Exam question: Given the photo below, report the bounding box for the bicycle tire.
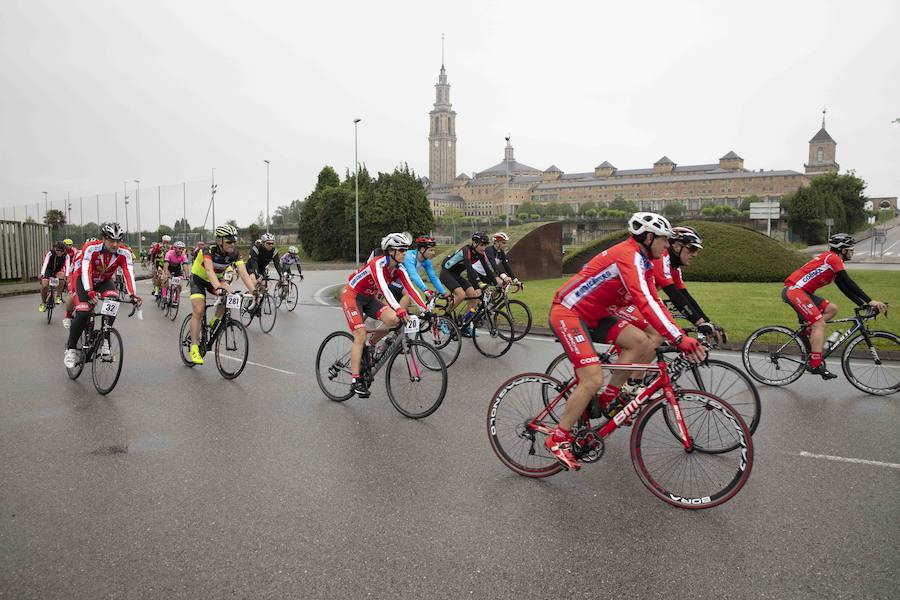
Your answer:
[178,314,197,367]
[92,327,124,395]
[472,310,514,358]
[675,359,761,437]
[742,325,807,386]
[385,340,447,418]
[415,315,461,369]
[631,390,753,509]
[239,296,255,327]
[315,331,356,402]
[841,331,900,396]
[46,290,54,324]
[257,294,277,333]
[66,331,87,380]
[286,282,300,312]
[487,372,565,478]
[504,299,532,342]
[273,283,284,309]
[214,319,249,379]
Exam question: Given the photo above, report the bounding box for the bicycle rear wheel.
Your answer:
[285,282,300,311]
[214,319,249,379]
[416,315,461,368]
[487,373,565,478]
[841,331,900,396]
[258,294,277,333]
[505,299,532,342]
[92,328,124,395]
[385,340,447,418]
[631,391,753,509]
[66,331,88,380]
[273,283,284,308]
[742,325,807,386]
[472,310,514,358]
[315,331,356,402]
[677,359,761,436]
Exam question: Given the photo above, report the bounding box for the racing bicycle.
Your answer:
[179,292,251,379]
[44,276,62,324]
[415,295,461,368]
[442,286,515,358]
[273,272,301,311]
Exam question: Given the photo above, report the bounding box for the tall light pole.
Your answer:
[79,197,83,239]
[505,135,511,229]
[42,191,48,223]
[134,179,142,254]
[354,118,361,265]
[66,192,72,238]
[211,168,216,233]
[263,160,270,233]
[123,182,130,245]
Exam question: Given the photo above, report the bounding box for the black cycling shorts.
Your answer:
[440,269,471,292]
[190,274,216,299]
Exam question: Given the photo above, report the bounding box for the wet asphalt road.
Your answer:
[1,270,898,599]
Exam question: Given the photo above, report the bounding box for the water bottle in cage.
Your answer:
[824,330,841,352]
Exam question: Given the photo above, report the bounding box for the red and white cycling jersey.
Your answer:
[784,251,845,294]
[652,248,686,291]
[554,237,682,341]
[76,240,137,295]
[347,254,426,311]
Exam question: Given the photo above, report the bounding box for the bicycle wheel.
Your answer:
[676,359,761,436]
[239,296,255,327]
[841,331,900,396]
[273,283,284,309]
[472,310,514,358]
[168,289,180,321]
[487,373,566,478]
[92,328,124,395]
[505,299,532,342]
[285,282,300,312]
[66,332,87,380]
[258,294,277,333]
[416,315,461,369]
[742,325,807,386]
[315,331,356,402]
[178,314,197,367]
[46,291,54,324]
[385,340,447,418]
[214,319,249,379]
[631,390,753,509]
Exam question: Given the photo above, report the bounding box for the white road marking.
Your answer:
[797,451,900,470]
[313,283,344,307]
[219,355,296,375]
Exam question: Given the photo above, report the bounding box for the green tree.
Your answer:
[785,172,867,244]
[662,202,684,218]
[225,219,237,227]
[609,196,637,213]
[43,209,66,230]
[579,201,598,216]
[246,223,261,242]
[174,218,191,232]
[740,195,760,212]
[156,224,174,238]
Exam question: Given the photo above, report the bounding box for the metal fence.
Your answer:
[0,220,51,281]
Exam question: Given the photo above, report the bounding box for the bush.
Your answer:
[562,220,808,282]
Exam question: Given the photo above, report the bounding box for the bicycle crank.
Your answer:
[573,426,605,463]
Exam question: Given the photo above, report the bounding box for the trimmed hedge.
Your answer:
[562,220,808,282]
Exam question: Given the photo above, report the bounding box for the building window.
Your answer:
[817,146,824,163]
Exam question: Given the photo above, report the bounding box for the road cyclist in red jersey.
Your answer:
[64,224,142,369]
[341,232,428,398]
[545,212,707,471]
[62,237,98,329]
[782,233,887,379]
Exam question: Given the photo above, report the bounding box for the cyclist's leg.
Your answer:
[39,276,49,305]
[66,277,94,350]
[439,269,465,313]
[341,287,368,377]
[783,287,826,353]
[368,302,398,346]
[189,275,212,345]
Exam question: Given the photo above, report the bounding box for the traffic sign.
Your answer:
[825,218,834,226]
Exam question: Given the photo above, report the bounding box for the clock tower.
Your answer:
[428,42,456,185]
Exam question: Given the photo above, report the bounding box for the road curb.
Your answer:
[0,274,153,299]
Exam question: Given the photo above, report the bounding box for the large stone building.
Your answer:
[425,61,840,219]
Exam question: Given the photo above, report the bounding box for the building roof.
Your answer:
[596,161,615,169]
[809,127,835,144]
[544,165,563,173]
[477,158,543,177]
[654,156,675,165]
[427,193,463,202]
[455,173,471,180]
[720,150,743,160]
[534,169,803,191]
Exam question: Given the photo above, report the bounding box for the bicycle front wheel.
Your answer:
[258,294,277,333]
[385,340,447,418]
[285,282,300,312]
[472,310,514,358]
[841,331,900,396]
[178,314,196,367]
[677,359,761,436]
[92,327,124,395]
[505,299,532,342]
[273,284,284,308]
[742,325,807,386]
[315,331,356,402]
[631,391,753,509]
[214,319,249,379]
[487,373,566,478]
[167,290,180,322]
[416,315,461,368]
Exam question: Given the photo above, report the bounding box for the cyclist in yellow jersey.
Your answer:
[187,225,257,364]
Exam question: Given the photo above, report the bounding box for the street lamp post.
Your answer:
[42,191,48,224]
[264,160,270,233]
[134,179,141,254]
[354,118,361,266]
[123,182,130,245]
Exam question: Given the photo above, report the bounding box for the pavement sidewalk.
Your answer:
[0,266,154,298]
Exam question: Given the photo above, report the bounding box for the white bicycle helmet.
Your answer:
[174,241,186,249]
[215,224,239,239]
[493,232,510,242]
[287,246,298,254]
[260,232,276,242]
[381,232,412,250]
[100,223,125,240]
[628,212,673,237]
[161,234,172,242]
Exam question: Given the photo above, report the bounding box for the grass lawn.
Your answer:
[514,270,900,342]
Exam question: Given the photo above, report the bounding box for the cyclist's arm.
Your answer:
[120,252,137,296]
[834,270,871,306]
[235,261,256,291]
[245,247,260,275]
[478,249,501,284]
[661,283,703,324]
[680,288,710,323]
[619,256,683,342]
[500,251,516,281]
[403,250,429,292]
[422,258,447,294]
[271,250,283,278]
[396,265,427,310]
[40,251,52,278]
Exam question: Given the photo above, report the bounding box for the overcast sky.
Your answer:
[1,0,898,228]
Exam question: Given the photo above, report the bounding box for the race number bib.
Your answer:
[226,293,242,309]
[404,314,420,334]
[100,299,120,317]
[49,277,59,287]
[171,277,182,286]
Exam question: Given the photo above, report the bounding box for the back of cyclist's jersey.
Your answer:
[785,251,844,293]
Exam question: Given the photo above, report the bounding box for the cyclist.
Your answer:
[187,225,257,365]
[440,232,503,332]
[382,235,448,311]
[63,237,97,329]
[192,241,206,261]
[39,241,71,312]
[246,233,283,290]
[544,212,705,471]
[280,246,305,280]
[64,224,141,369]
[161,241,190,302]
[341,232,427,398]
[652,226,725,344]
[151,234,172,297]
[782,233,887,379]
[485,232,522,287]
